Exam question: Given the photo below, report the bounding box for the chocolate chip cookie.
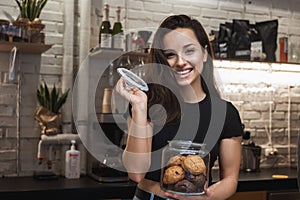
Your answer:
[167,155,186,167]
[162,165,185,184]
[182,155,206,175]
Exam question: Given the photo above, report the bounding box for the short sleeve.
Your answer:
[221,102,243,139]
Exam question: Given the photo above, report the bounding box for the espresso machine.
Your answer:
[87,114,129,182]
[241,129,262,172]
[87,55,129,182]
[87,41,150,182]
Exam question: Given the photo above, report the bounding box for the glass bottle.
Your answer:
[99,3,112,48]
[112,6,123,49]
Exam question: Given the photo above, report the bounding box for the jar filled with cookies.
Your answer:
[160,140,210,196]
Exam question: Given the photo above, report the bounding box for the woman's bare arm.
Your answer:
[206,136,242,200]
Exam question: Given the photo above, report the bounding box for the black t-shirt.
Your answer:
[144,95,243,185]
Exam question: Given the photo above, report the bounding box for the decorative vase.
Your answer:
[27,18,45,43]
[34,106,62,136]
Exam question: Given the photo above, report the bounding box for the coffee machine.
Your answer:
[88,114,129,182]
[87,47,149,182]
[241,129,262,172]
[87,57,129,182]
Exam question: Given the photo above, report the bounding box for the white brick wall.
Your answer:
[0,0,300,176]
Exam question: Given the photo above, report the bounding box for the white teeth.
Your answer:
[176,69,191,75]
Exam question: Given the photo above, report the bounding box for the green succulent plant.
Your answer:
[37,82,70,114]
[15,0,48,22]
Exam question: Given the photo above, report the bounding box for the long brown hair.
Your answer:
[145,14,220,125]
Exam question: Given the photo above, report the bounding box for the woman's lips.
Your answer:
[174,68,193,77]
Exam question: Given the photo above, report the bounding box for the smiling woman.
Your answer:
[115,14,243,200]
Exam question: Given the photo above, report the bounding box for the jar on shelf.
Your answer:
[160,140,210,196]
[13,18,29,42]
[0,19,9,41]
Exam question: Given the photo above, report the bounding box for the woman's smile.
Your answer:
[173,67,194,78]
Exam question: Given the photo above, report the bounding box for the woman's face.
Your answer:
[162,28,207,87]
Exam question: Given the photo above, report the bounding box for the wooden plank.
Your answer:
[0,41,51,54]
[228,191,267,200]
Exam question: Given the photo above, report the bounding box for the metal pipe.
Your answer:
[40,134,80,144]
[287,86,291,165]
[61,0,75,133]
[79,0,91,63]
[37,134,80,160]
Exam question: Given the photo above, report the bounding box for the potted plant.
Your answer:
[14,0,48,42]
[34,82,70,136]
[15,0,48,22]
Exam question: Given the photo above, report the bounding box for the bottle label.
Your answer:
[70,154,79,171]
[66,154,80,178]
[250,41,263,61]
[101,33,112,48]
[113,34,123,49]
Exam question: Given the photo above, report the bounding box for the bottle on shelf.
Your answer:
[112,6,123,49]
[99,3,112,48]
[279,37,288,63]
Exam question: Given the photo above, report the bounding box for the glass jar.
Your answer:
[13,18,29,42]
[160,140,210,196]
[0,19,9,41]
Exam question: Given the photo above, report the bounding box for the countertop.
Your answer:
[213,167,298,192]
[0,175,136,199]
[0,167,298,199]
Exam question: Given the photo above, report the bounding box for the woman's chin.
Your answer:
[176,79,192,87]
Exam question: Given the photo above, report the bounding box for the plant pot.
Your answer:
[27,18,45,43]
[34,106,62,136]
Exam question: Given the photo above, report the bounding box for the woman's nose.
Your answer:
[176,54,187,66]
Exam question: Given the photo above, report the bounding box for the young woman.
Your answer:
[116,14,243,200]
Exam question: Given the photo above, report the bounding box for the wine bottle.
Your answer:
[99,3,112,48]
[112,6,123,49]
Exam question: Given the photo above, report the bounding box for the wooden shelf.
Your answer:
[0,41,52,54]
[89,48,124,60]
[214,58,300,65]
[89,47,148,60]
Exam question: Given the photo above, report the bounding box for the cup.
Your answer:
[102,88,113,113]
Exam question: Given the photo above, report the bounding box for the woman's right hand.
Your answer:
[115,77,148,111]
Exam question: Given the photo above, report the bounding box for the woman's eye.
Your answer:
[185,48,195,55]
[164,52,177,59]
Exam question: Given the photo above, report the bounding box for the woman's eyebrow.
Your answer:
[162,43,197,53]
[163,43,196,51]
[162,49,176,53]
[183,43,196,49]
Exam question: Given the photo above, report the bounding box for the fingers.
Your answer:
[116,78,134,92]
[205,188,212,198]
[115,78,126,94]
[164,191,209,200]
[115,78,137,102]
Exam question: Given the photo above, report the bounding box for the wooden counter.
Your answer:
[0,167,298,199]
[0,41,51,54]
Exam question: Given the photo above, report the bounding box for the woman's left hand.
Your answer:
[164,188,212,200]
